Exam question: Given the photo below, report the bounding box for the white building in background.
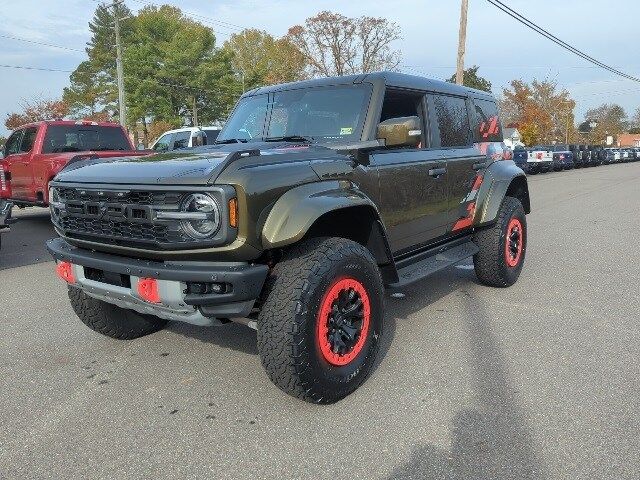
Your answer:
[502,127,524,149]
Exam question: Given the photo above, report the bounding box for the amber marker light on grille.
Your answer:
[228,198,238,228]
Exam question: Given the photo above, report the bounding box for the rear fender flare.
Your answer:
[475,161,530,226]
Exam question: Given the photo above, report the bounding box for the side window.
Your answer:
[378,88,426,149]
[172,131,191,150]
[431,94,471,148]
[19,127,38,153]
[472,98,502,142]
[153,133,173,151]
[4,131,23,156]
[203,129,220,142]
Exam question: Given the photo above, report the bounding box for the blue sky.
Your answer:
[1,0,639,136]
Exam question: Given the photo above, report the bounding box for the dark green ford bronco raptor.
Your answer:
[47,72,530,404]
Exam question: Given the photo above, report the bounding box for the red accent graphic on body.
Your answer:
[479,116,499,139]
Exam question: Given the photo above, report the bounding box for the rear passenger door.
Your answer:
[426,94,488,234]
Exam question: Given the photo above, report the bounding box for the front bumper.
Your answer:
[46,237,269,326]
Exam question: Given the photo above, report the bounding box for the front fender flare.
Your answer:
[475,161,529,226]
[261,180,380,249]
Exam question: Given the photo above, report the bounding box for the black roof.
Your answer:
[243,71,495,100]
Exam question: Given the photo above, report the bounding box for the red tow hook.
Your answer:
[56,261,76,284]
[137,278,161,303]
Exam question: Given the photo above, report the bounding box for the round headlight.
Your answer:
[180,193,220,239]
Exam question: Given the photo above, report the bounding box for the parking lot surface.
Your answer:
[1,163,639,480]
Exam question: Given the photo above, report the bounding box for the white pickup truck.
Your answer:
[526,146,553,174]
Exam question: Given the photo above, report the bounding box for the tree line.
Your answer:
[3,3,639,148]
[3,4,401,146]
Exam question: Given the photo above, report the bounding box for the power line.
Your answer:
[485,0,640,84]
[126,0,240,37]
[0,63,73,72]
[0,33,85,53]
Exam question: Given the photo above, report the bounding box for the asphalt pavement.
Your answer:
[1,163,639,479]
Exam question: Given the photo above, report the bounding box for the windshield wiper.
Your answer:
[215,138,248,145]
[263,135,315,143]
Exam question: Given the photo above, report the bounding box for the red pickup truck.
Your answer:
[0,120,150,207]
[0,120,151,247]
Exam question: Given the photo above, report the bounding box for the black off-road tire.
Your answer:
[68,287,168,339]
[257,237,384,404]
[473,196,527,288]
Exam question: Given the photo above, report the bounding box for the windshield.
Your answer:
[217,85,372,144]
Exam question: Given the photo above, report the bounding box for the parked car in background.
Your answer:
[627,148,636,162]
[528,146,553,173]
[512,145,529,172]
[589,145,604,166]
[619,148,631,163]
[579,145,592,167]
[151,126,222,152]
[632,148,640,161]
[0,120,150,208]
[604,148,621,164]
[549,144,574,170]
[568,145,584,168]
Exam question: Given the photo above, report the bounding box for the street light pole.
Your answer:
[456,0,469,86]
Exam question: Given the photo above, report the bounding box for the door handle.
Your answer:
[428,167,447,178]
[472,161,487,171]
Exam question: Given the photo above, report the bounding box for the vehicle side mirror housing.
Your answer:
[377,116,422,148]
[136,143,145,151]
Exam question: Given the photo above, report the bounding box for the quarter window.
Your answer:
[432,95,471,148]
[172,131,191,150]
[472,98,502,142]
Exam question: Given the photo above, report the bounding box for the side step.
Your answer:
[389,240,479,289]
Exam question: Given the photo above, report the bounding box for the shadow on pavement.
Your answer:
[387,270,544,480]
[0,207,56,270]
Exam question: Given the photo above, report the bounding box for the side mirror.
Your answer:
[136,143,145,150]
[377,116,422,148]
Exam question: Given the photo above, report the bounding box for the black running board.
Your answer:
[388,240,479,289]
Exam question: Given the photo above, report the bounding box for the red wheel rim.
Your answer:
[316,278,371,366]
[505,218,523,267]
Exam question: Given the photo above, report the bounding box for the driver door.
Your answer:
[371,89,450,256]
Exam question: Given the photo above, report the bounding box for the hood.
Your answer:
[53,142,338,186]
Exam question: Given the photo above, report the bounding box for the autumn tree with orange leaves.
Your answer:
[5,97,69,131]
[500,79,576,146]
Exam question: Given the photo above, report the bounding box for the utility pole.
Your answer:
[111,0,127,127]
[192,96,198,127]
[456,0,469,86]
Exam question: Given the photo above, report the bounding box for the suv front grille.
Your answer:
[52,187,191,248]
[59,216,171,244]
[51,185,234,250]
